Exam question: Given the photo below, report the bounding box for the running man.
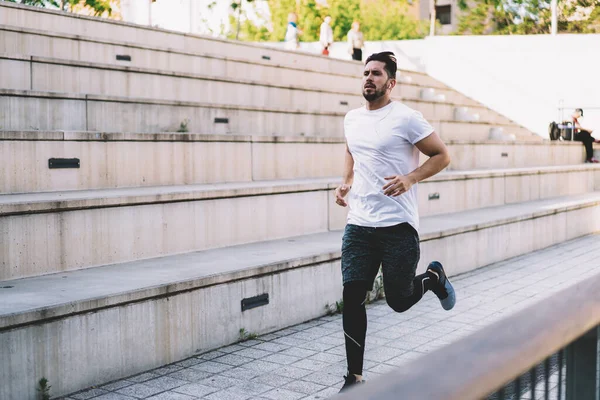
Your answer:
[334,51,456,393]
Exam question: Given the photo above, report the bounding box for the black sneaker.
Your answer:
[427,261,456,310]
[339,374,365,393]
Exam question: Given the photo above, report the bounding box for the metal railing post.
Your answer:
[566,326,599,400]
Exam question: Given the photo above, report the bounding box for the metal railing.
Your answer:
[336,272,600,400]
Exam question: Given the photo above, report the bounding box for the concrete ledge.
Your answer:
[0,178,336,216]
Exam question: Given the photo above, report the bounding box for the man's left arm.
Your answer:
[383,132,450,196]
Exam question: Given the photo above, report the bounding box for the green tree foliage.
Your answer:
[3,0,113,15]
[456,0,600,34]
[234,0,426,42]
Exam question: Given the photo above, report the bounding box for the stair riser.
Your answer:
[2,202,599,400]
[0,136,587,194]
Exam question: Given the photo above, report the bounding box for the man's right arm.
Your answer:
[335,144,354,207]
[343,143,354,185]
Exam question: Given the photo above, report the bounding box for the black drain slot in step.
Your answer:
[242,294,269,311]
[48,158,80,169]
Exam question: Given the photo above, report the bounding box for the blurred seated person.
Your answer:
[573,108,599,163]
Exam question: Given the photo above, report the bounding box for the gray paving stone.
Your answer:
[365,335,395,346]
[258,333,283,341]
[313,335,344,346]
[229,381,274,395]
[219,344,247,353]
[172,383,218,397]
[100,381,135,392]
[167,368,212,382]
[273,336,308,346]
[364,346,406,363]
[326,363,349,376]
[197,350,227,361]
[262,353,301,365]
[189,360,232,373]
[280,347,317,359]
[301,372,344,386]
[151,365,185,376]
[72,388,109,399]
[116,383,163,398]
[272,365,314,379]
[204,389,251,400]
[220,366,262,381]
[146,392,196,400]
[261,388,305,400]
[283,380,326,395]
[307,352,345,364]
[239,360,281,373]
[212,354,254,367]
[93,394,137,400]
[291,359,331,372]
[397,335,432,345]
[233,347,273,359]
[126,372,161,383]
[197,375,245,389]
[237,339,263,347]
[324,345,346,356]
[297,341,338,352]
[253,342,291,352]
[251,373,294,387]
[175,358,202,368]
[312,386,341,398]
[367,363,398,374]
[144,376,188,391]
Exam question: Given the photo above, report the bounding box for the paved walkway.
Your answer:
[61,234,600,400]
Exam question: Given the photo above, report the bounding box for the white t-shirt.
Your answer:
[344,101,434,231]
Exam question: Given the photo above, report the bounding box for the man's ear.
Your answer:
[387,79,397,90]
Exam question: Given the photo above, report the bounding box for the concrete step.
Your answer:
[0,3,449,91]
[0,130,587,194]
[0,25,446,96]
[1,54,514,127]
[0,88,529,141]
[2,192,600,399]
[2,164,600,280]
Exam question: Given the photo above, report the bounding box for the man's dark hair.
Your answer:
[576,108,584,117]
[365,51,397,79]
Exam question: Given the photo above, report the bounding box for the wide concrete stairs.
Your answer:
[1,2,599,399]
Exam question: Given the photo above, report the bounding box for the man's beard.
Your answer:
[363,87,386,102]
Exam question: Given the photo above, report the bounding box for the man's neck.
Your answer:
[366,97,392,111]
